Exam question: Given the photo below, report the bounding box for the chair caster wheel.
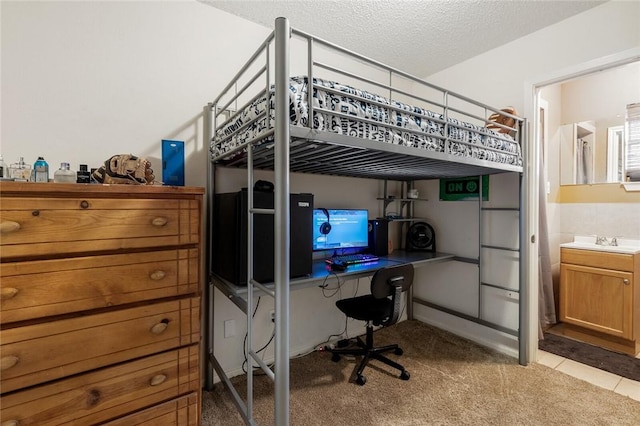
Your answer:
[394,347,403,356]
[400,370,410,380]
[356,374,366,386]
[331,353,341,362]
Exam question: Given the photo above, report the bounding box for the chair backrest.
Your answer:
[370,264,414,326]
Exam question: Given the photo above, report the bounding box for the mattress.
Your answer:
[210,76,522,167]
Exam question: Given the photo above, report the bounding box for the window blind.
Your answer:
[626,102,640,181]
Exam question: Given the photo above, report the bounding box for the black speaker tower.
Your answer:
[368,219,389,256]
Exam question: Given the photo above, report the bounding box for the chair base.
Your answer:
[329,324,409,385]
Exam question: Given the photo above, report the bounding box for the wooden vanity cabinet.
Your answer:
[560,247,640,355]
[0,182,204,425]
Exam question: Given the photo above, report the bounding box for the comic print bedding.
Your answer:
[210,76,522,167]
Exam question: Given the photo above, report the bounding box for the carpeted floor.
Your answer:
[538,332,640,382]
[203,320,640,425]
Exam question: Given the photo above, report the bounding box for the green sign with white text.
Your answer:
[439,176,489,201]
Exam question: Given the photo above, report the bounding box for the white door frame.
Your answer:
[523,47,640,362]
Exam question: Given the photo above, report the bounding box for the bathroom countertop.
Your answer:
[560,235,640,254]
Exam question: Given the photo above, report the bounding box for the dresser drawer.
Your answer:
[103,392,200,426]
[0,297,200,393]
[0,346,199,426]
[0,197,200,259]
[1,249,199,324]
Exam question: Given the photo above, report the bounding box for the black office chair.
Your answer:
[330,263,414,385]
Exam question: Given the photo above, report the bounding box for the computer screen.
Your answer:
[312,208,369,251]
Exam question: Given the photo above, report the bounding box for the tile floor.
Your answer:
[537,349,640,402]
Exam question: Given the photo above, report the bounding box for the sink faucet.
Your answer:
[595,236,618,246]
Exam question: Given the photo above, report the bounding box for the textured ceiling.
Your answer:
[201,0,605,77]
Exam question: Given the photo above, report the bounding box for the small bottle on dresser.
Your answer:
[0,155,6,178]
[9,157,32,181]
[54,162,77,183]
[76,164,91,183]
[33,156,49,182]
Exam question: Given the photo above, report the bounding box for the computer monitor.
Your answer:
[312,208,369,251]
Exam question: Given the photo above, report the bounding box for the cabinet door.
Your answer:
[560,263,633,339]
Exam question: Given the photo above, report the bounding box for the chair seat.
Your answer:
[336,294,392,323]
[330,264,413,385]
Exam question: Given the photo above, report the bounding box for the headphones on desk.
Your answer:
[319,208,331,235]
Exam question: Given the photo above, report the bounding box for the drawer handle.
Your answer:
[2,420,19,426]
[1,288,19,300]
[150,319,170,335]
[150,270,166,281]
[1,355,19,371]
[151,217,168,227]
[623,278,630,285]
[150,374,167,386]
[0,221,21,234]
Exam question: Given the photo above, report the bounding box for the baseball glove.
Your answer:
[92,154,156,185]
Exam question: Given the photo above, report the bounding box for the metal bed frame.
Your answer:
[205,17,527,425]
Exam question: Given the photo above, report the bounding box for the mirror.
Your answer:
[548,61,640,185]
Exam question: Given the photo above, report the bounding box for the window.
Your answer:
[626,102,640,181]
[607,125,624,182]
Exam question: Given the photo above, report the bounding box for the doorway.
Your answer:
[529,51,640,372]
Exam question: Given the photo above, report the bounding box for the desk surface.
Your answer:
[211,250,454,312]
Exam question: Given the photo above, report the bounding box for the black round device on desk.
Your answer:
[406,222,436,252]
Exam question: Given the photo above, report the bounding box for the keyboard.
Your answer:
[325,253,379,265]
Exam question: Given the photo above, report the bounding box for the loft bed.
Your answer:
[205,17,526,426]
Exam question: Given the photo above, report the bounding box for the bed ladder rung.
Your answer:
[248,349,275,380]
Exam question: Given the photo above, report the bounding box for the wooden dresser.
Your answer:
[0,182,204,425]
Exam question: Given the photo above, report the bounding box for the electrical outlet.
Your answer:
[224,319,236,338]
[269,310,275,322]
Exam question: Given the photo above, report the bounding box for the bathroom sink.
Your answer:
[560,235,640,254]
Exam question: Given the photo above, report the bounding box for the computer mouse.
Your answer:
[330,260,348,271]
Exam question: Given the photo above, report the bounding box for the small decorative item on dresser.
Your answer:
[76,164,91,183]
[9,157,32,181]
[0,155,7,178]
[91,154,156,185]
[33,157,49,182]
[54,162,77,183]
